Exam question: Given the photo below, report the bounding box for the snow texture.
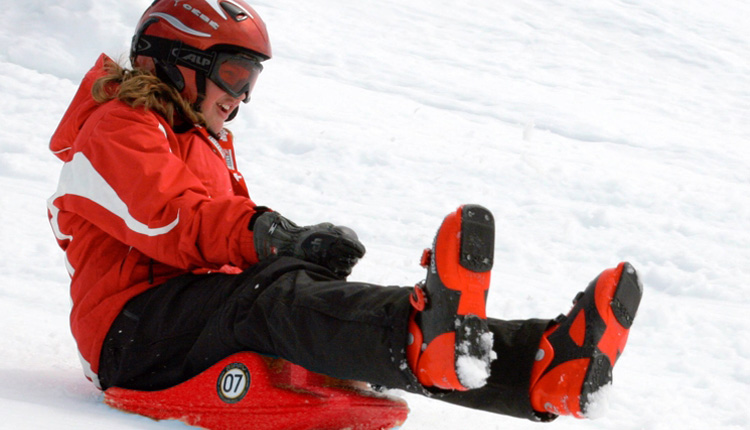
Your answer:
[456,330,497,390]
[455,353,489,390]
[582,384,612,420]
[1,0,749,429]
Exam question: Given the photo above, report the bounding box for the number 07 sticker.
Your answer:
[217,362,251,403]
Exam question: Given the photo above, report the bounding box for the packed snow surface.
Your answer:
[1,0,749,429]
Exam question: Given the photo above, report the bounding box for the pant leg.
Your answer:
[189,257,420,391]
[433,318,557,422]
[98,264,252,391]
[99,257,419,392]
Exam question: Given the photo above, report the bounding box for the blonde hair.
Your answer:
[92,59,205,127]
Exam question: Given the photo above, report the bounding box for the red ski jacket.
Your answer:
[48,55,263,387]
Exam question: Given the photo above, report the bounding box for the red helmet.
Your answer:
[131,0,272,106]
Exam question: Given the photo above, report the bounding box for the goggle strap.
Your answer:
[134,35,215,74]
[133,35,259,102]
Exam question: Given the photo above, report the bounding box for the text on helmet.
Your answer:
[182,3,220,30]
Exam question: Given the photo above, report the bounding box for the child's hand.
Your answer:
[252,212,366,278]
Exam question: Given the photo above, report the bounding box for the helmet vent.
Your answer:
[221,1,250,22]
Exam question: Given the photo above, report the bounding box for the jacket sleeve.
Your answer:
[54,103,260,270]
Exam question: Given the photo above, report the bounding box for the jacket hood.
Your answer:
[49,54,112,162]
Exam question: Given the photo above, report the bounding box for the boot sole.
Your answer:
[458,205,494,273]
[580,262,643,415]
[543,262,643,417]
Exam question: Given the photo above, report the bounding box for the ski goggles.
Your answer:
[208,52,264,102]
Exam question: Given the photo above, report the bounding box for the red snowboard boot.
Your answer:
[407,205,495,391]
[529,262,643,418]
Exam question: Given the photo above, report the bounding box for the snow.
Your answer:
[582,384,612,420]
[1,0,749,429]
[455,353,489,390]
[455,327,496,389]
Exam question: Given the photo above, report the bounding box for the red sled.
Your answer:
[104,352,410,430]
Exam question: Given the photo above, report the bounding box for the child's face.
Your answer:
[200,79,246,134]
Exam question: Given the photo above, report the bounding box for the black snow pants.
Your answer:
[98,256,555,421]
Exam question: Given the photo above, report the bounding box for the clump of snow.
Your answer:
[583,383,613,419]
[455,331,496,389]
[456,354,489,389]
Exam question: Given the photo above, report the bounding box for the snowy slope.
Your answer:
[1,0,748,429]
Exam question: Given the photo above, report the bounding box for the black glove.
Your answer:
[252,211,366,278]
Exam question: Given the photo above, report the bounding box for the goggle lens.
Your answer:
[210,53,263,102]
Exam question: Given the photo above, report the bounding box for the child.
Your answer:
[48,0,642,422]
